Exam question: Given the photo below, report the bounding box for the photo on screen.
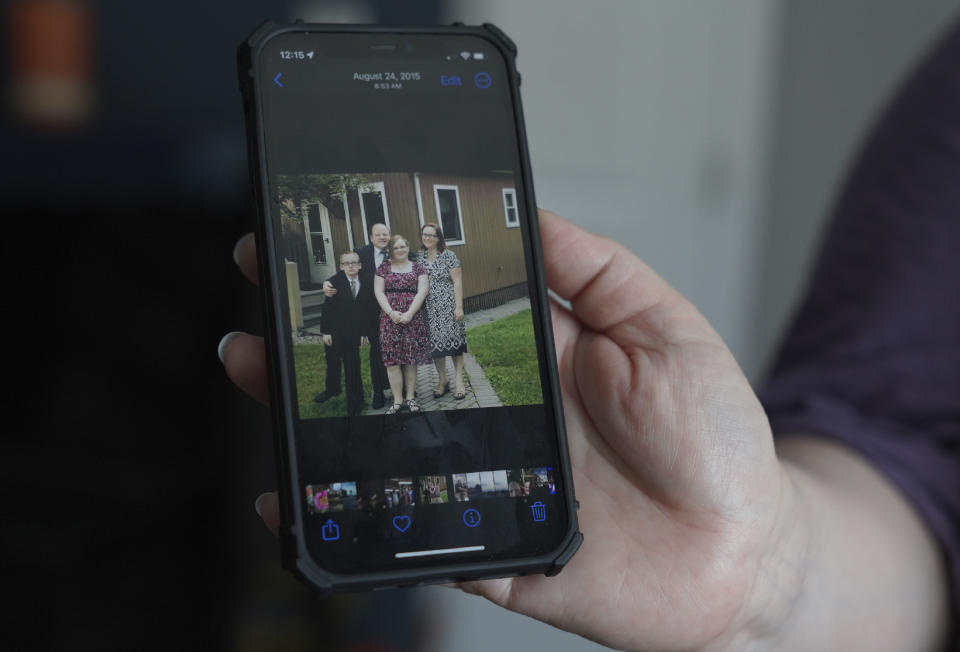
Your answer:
[355,479,386,513]
[535,467,556,495]
[452,473,471,502]
[507,469,525,497]
[276,172,546,420]
[473,469,510,499]
[463,472,483,501]
[305,481,357,514]
[383,477,415,509]
[517,467,556,497]
[417,475,449,504]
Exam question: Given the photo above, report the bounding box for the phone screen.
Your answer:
[254,31,570,575]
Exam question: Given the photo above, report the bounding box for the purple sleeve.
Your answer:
[758,21,960,643]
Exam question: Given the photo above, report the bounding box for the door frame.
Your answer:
[303,202,336,284]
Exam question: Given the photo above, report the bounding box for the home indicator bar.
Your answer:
[395,545,485,558]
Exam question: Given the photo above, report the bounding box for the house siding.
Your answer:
[332,172,527,312]
[415,173,526,302]
[381,173,420,239]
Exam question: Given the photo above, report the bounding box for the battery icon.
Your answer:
[473,52,485,60]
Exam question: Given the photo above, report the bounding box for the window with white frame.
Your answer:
[433,185,465,245]
[502,188,519,228]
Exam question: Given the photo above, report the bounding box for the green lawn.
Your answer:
[293,341,373,419]
[293,308,544,414]
[466,309,544,406]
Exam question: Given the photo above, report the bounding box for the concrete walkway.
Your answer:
[365,352,499,415]
[462,297,531,330]
[348,297,532,415]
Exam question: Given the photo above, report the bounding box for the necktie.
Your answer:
[380,249,388,263]
[350,279,357,298]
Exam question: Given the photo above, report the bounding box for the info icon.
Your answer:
[462,508,481,528]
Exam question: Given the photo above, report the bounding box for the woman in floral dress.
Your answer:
[373,234,431,413]
[417,223,468,400]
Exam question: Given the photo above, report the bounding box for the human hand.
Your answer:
[225,204,952,651]
[322,280,337,297]
[389,310,402,324]
[398,311,413,325]
[322,334,332,347]
[221,212,798,651]
[444,209,801,650]
[453,307,464,321]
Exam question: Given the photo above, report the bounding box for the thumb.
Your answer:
[538,208,721,350]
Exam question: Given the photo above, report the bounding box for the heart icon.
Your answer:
[392,515,411,532]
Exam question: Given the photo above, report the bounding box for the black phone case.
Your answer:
[237,20,582,595]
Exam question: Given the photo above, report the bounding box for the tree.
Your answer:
[275,173,370,223]
[274,174,371,290]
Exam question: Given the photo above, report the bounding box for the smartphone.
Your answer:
[237,21,581,594]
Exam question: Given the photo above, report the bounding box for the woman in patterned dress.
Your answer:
[373,234,431,414]
[417,223,468,400]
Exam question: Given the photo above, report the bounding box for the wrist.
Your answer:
[733,438,949,652]
[686,463,810,652]
[717,464,811,651]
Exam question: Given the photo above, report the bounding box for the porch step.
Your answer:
[302,289,325,328]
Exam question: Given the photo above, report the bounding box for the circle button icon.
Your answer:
[462,508,482,527]
[474,72,492,89]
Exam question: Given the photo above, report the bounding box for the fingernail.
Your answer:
[233,232,254,266]
[254,492,272,517]
[217,331,247,363]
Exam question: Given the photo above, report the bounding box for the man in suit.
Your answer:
[323,222,391,408]
[318,252,378,416]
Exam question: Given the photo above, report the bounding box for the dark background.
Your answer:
[2,1,447,650]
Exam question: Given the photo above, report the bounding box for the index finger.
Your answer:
[232,232,259,286]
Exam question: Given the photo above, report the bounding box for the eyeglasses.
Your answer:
[341,260,361,266]
[422,233,438,238]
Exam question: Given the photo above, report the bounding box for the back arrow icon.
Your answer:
[273,73,283,87]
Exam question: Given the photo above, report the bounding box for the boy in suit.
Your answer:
[317,252,378,416]
[323,222,392,408]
